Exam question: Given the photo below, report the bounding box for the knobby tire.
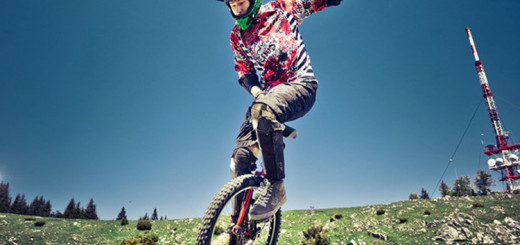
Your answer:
[196,174,281,245]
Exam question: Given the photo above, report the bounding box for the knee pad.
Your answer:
[250,103,275,120]
[250,103,284,132]
[230,147,257,179]
[257,118,285,180]
[250,103,276,129]
[250,103,285,180]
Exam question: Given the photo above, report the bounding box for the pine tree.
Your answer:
[28,196,49,216]
[439,180,451,197]
[28,196,40,216]
[474,170,496,195]
[10,194,20,214]
[64,198,76,219]
[420,188,430,199]
[0,182,11,213]
[75,201,83,219]
[84,199,99,220]
[10,194,28,215]
[44,200,52,217]
[151,208,158,221]
[141,213,149,220]
[117,207,127,220]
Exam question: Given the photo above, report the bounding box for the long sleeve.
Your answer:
[231,31,256,78]
[272,0,328,24]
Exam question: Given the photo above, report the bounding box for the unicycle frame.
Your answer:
[231,123,297,237]
[196,171,280,245]
[232,170,264,236]
[197,124,295,244]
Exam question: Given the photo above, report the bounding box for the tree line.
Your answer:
[0,181,98,220]
[116,207,167,222]
[410,169,496,199]
[438,169,496,197]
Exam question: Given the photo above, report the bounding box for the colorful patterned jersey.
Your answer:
[230,0,328,91]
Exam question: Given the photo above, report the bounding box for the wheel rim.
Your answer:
[209,187,279,245]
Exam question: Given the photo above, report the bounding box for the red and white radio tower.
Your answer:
[466,28,520,192]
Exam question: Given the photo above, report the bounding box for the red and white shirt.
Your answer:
[230,0,328,91]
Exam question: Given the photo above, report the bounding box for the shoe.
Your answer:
[250,180,287,221]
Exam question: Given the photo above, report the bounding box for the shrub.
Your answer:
[121,218,129,226]
[376,209,385,215]
[453,176,473,197]
[34,221,46,227]
[424,209,431,215]
[409,193,419,200]
[120,234,159,245]
[472,202,484,208]
[137,220,152,231]
[302,225,330,245]
[214,224,225,235]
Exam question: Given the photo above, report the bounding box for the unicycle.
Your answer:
[196,125,297,245]
[196,172,282,245]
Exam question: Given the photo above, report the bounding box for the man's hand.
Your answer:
[327,0,342,6]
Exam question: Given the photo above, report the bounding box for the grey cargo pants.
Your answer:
[230,81,318,179]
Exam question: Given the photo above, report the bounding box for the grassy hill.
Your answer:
[1,193,520,244]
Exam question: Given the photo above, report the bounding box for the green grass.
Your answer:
[2,193,520,244]
[0,215,202,244]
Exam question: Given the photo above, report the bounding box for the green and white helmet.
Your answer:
[217,0,262,30]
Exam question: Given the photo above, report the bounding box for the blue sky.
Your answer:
[1,0,520,220]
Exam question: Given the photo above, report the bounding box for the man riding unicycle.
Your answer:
[219,0,342,224]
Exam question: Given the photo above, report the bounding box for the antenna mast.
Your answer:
[466,28,520,192]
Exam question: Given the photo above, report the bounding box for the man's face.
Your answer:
[229,0,250,16]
